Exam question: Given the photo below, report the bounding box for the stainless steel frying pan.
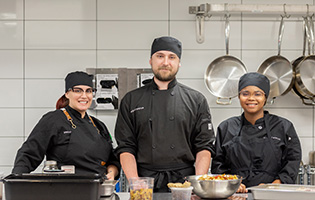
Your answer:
[294,16,315,105]
[257,15,294,101]
[204,15,247,105]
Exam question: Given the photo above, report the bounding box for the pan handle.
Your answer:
[195,14,205,44]
[225,14,230,55]
[277,15,285,56]
[216,97,232,105]
[301,98,315,106]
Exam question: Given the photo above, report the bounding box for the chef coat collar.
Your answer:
[66,105,89,120]
[152,78,177,90]
[242,111,266,126]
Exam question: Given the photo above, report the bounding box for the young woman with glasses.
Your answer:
[211,72,302,193]
[12,71,120,180]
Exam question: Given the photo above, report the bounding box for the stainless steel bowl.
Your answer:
[187,174,241,199]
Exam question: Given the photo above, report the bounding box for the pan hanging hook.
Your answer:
[281,4,290,19]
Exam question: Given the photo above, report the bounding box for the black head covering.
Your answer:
[65,71,93,92]
[151,36,182,59]
[238,72,270,98]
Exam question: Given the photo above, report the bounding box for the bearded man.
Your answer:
[114,36,215,192]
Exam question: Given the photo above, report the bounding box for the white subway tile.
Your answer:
[0,21,23,49]
[98,0,168,20]
[0,0,23,20]
[25,108,53,137]
[170,21,241,50]
[0,166,14,176]
[267,108,313,137]
[25,50,96,78]
[97,21,168,49]
[25,0,96,20]
[25,21,96,49]
[0,50,23,78]
[0,80,23,107]
[25,79,64,107]
[97,50,150,68]
[0,109,23,137]
[0,138,24,165]
[243,21,303,50]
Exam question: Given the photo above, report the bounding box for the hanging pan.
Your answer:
[257,15,294,103]
[294,16,315,105]
[204,14,247,105]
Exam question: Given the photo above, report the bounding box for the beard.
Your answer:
[153,66,178,82]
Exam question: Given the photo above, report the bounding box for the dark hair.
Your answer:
[56,94,69,109]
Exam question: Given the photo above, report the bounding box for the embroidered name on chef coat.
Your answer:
[63,131,72,134]
[130,107,144,113]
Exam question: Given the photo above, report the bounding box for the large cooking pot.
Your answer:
[294,16,315,105]
[257,15,294,102]
[204,14,247,105]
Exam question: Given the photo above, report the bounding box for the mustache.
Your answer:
[158,66,171,70]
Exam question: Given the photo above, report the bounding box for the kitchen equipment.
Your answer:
[129,177,154,200]
[310,151,315,166]
[294,16,315,105]
[100,180,118,197]
[296,161,306,185]
[306,165,315,185]
[204,14,247,105]
[3,173,104,200]
[248,184,315,199]
[186,174,241,199]
[257,15,294,102]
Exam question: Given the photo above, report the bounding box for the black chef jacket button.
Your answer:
[170,116,174,121]
[170,145,175,149]
[152,145,156,149]
[170,91,175,96]
[152,91,155,95]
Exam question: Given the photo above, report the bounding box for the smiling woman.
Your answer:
[211,72,302,193]
[12,71,120,180]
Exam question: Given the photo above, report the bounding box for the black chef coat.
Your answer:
[115,78,215,191]
[211,111,301,187]
[12,105,120,175]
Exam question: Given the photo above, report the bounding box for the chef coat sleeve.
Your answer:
[192,96,215,156]
[114,94,138,157]
[211,121,231,174]
[278,121,302,184]
[12,113,56,173]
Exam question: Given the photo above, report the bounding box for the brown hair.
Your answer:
[56,94,69,109]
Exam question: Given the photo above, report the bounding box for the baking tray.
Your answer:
[248,184,315,200]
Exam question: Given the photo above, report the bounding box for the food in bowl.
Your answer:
[198,174,238,181]
[187,174,241,199]
[167,181,191,188]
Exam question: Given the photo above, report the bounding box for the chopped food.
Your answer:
[130,188,153,200]
[167,181,191,188]
[198,174,238,181]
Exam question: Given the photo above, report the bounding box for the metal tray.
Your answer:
[248,184,315,200]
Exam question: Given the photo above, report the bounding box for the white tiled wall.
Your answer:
[0,0,314,176]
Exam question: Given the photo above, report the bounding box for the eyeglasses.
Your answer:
[69,87,96,95]
[239,90,265,98]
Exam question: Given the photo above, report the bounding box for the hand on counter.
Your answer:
[237,183,248,193]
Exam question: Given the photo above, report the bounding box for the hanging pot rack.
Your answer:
[190,3,315,43]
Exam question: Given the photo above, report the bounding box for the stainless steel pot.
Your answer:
[294,16,315,105]
[204,15,247,105]
[258,15,294,102]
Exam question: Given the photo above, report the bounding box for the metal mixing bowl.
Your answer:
[186,174,242,199]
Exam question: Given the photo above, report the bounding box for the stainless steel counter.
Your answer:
[101,192,253,200]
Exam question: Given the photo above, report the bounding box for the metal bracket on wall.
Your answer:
[189,3,315,43]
